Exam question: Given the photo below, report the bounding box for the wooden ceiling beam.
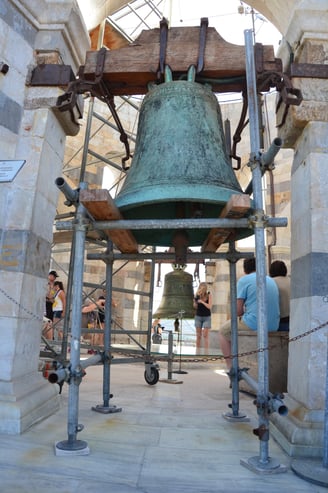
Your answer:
[82,26,281,96]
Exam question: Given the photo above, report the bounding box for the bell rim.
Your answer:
[115,184,248,211]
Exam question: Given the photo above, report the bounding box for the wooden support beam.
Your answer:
[201,194,252,252]
[82,26,280,95]
[80,189,138,253]
[52,230,104,245]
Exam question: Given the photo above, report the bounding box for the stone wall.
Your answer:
[0,0,90,433]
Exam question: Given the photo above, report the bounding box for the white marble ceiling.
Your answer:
[76,0,127,30]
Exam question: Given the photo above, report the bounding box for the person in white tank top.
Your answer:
[52,281,66,339]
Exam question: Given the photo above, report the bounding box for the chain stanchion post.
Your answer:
[173,311,188,375]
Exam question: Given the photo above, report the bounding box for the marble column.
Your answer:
[270,16,328,456]
[0,0,89,433]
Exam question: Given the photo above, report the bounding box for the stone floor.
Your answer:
[0,357,327,493]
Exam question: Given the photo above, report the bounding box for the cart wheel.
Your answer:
[144,367,159,385]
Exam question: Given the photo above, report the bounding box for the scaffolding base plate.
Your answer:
[160,378,183,384]
[222,411,250,422]
[291,459,328,487]
[240,456,287,474]
[92,404,122,414]
[55,440,90,456]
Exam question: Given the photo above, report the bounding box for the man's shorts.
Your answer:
[220,317,252,339]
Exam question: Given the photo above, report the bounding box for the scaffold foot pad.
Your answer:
[55,440,90,456]
[240,456,287,474]
[222,411,250,422]
[91,404,122,414]
[291,459,328,487]
[159,378,183,384]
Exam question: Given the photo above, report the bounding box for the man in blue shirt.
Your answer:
[218,257,280,370]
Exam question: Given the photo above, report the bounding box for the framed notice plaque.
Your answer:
[0,160,26,182]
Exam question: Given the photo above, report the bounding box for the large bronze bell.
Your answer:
[153,268,195,319]
[115,67,250,247]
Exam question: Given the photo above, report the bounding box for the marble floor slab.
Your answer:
[0,359,326,493]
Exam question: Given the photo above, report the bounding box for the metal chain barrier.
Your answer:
[1,286,328,364]
[0,286,63,338]
[112,320,328,364]
[0,286,44,323]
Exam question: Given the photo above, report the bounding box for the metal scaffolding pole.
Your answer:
[92,217,286,231]
[223,242,249,422]
[60,233,76,359]
[92,241,122,414]
[240,29,287,474]
[146,250,156,355]
[55,182,90,455]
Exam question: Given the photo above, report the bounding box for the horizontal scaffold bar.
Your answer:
[56,216,287,231]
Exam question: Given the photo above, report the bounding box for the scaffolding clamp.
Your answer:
[248,210,268,229]
[252,393,288,428]
[253,424,269,441]
[247,152,261,172]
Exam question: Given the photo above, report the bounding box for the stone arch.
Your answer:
[78,1,293,35]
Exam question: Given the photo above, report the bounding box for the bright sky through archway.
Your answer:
[162,0,281,51]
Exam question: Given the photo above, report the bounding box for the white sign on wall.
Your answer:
[0,160,26,182]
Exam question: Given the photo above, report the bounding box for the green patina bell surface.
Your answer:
[153,269,195,319]
[115,76,252,247]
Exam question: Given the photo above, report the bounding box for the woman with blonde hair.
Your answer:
[193,282,212,352]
